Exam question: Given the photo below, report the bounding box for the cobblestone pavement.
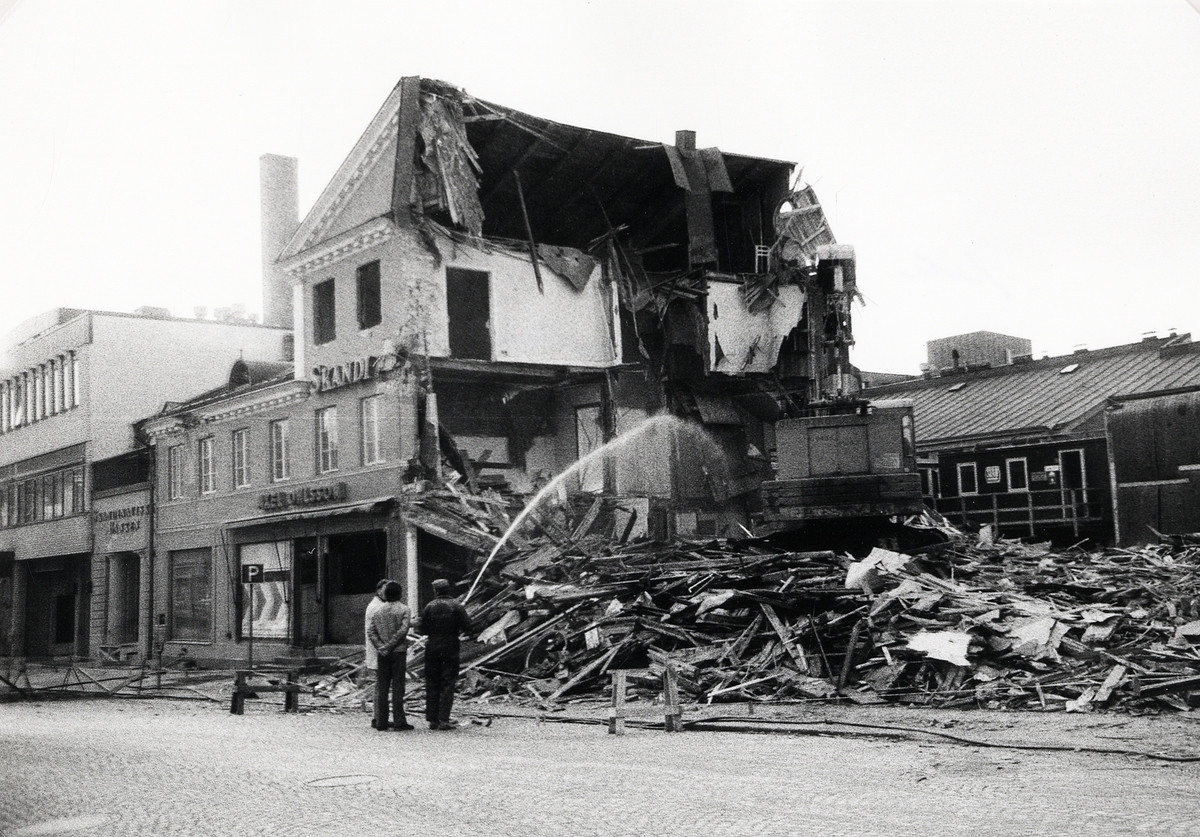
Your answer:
[1,696,1198,837]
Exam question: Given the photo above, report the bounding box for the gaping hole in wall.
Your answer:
[416,529,473,609]
[324,531,386,644]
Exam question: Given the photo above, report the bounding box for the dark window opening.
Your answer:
[957,462,978,494]
[356,261,382,330]
[1007,459,1029,491]
[92,449,151,493]
[313,279,336,345]
[446,268,491,360]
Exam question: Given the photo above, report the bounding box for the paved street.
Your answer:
[1,695,1198,837]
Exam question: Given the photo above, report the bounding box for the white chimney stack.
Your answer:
[260,154,299,329]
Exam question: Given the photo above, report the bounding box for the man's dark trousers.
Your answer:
[424,650,459,725]
[375,652,408,730]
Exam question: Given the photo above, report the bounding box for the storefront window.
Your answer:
[170,548,213,641]
[239,541,292,641]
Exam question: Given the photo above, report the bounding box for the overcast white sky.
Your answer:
[1,0,1198,373]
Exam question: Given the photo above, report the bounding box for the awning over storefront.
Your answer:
[224,496,397,529]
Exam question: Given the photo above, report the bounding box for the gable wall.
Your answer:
[296,225,618,377]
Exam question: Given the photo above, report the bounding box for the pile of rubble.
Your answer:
[440,497,1200,713]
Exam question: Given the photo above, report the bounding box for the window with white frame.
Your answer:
[361,395,383,465]
[198,437,216,494]
[167,444,185,500]
[232,428,251,488]
[71,351,80,407]
[269,419,291,482]
[919,466,939,499]
[1006,457,1029,492]
[957,462,978,495]
[316,407,339,473]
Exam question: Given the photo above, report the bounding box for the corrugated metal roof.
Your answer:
[867,337,1200,447]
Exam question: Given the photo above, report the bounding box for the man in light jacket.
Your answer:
[368,580,413,732]
[364,578,389,727]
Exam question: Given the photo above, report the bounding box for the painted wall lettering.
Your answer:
[94,504,149,536]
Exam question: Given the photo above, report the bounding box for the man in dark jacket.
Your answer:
[420,578,473,730]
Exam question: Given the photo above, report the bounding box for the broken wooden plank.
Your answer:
[1137,674,1200,698]
[760,602,809,674]
[1092,664,1128,704]
[547,641,627,702]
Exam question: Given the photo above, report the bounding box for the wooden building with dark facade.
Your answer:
[1107,386,1200,545]
[867,334,1200,545]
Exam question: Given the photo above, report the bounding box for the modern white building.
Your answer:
[0,308,289,660]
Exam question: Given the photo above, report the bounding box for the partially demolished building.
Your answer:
[140,78,861,664]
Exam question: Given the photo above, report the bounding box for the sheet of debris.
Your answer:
[407,491,1200,714]
[291,484,1200,716]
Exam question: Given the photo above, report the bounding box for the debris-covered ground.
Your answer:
[363,489,1200,717]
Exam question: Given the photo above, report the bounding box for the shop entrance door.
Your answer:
[295,538,320,647]
[27,561,86,658]
[1059,448,1087,517]
[109,553,140,645]
[415,530,473,610]
[51,592,76,656]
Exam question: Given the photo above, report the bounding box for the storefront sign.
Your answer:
[258,482,348,512]
[94,504,149,535]
[984,466,1002,484]
[311,353,398,392]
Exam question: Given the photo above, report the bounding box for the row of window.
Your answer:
[924,454,1086,497]
[313,260,382,345]
[165,396,384,499]
[0,466,87,528]
[951,458,1030,496]
[0,351,82,433]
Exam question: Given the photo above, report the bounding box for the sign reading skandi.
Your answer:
[311,354,397,392]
